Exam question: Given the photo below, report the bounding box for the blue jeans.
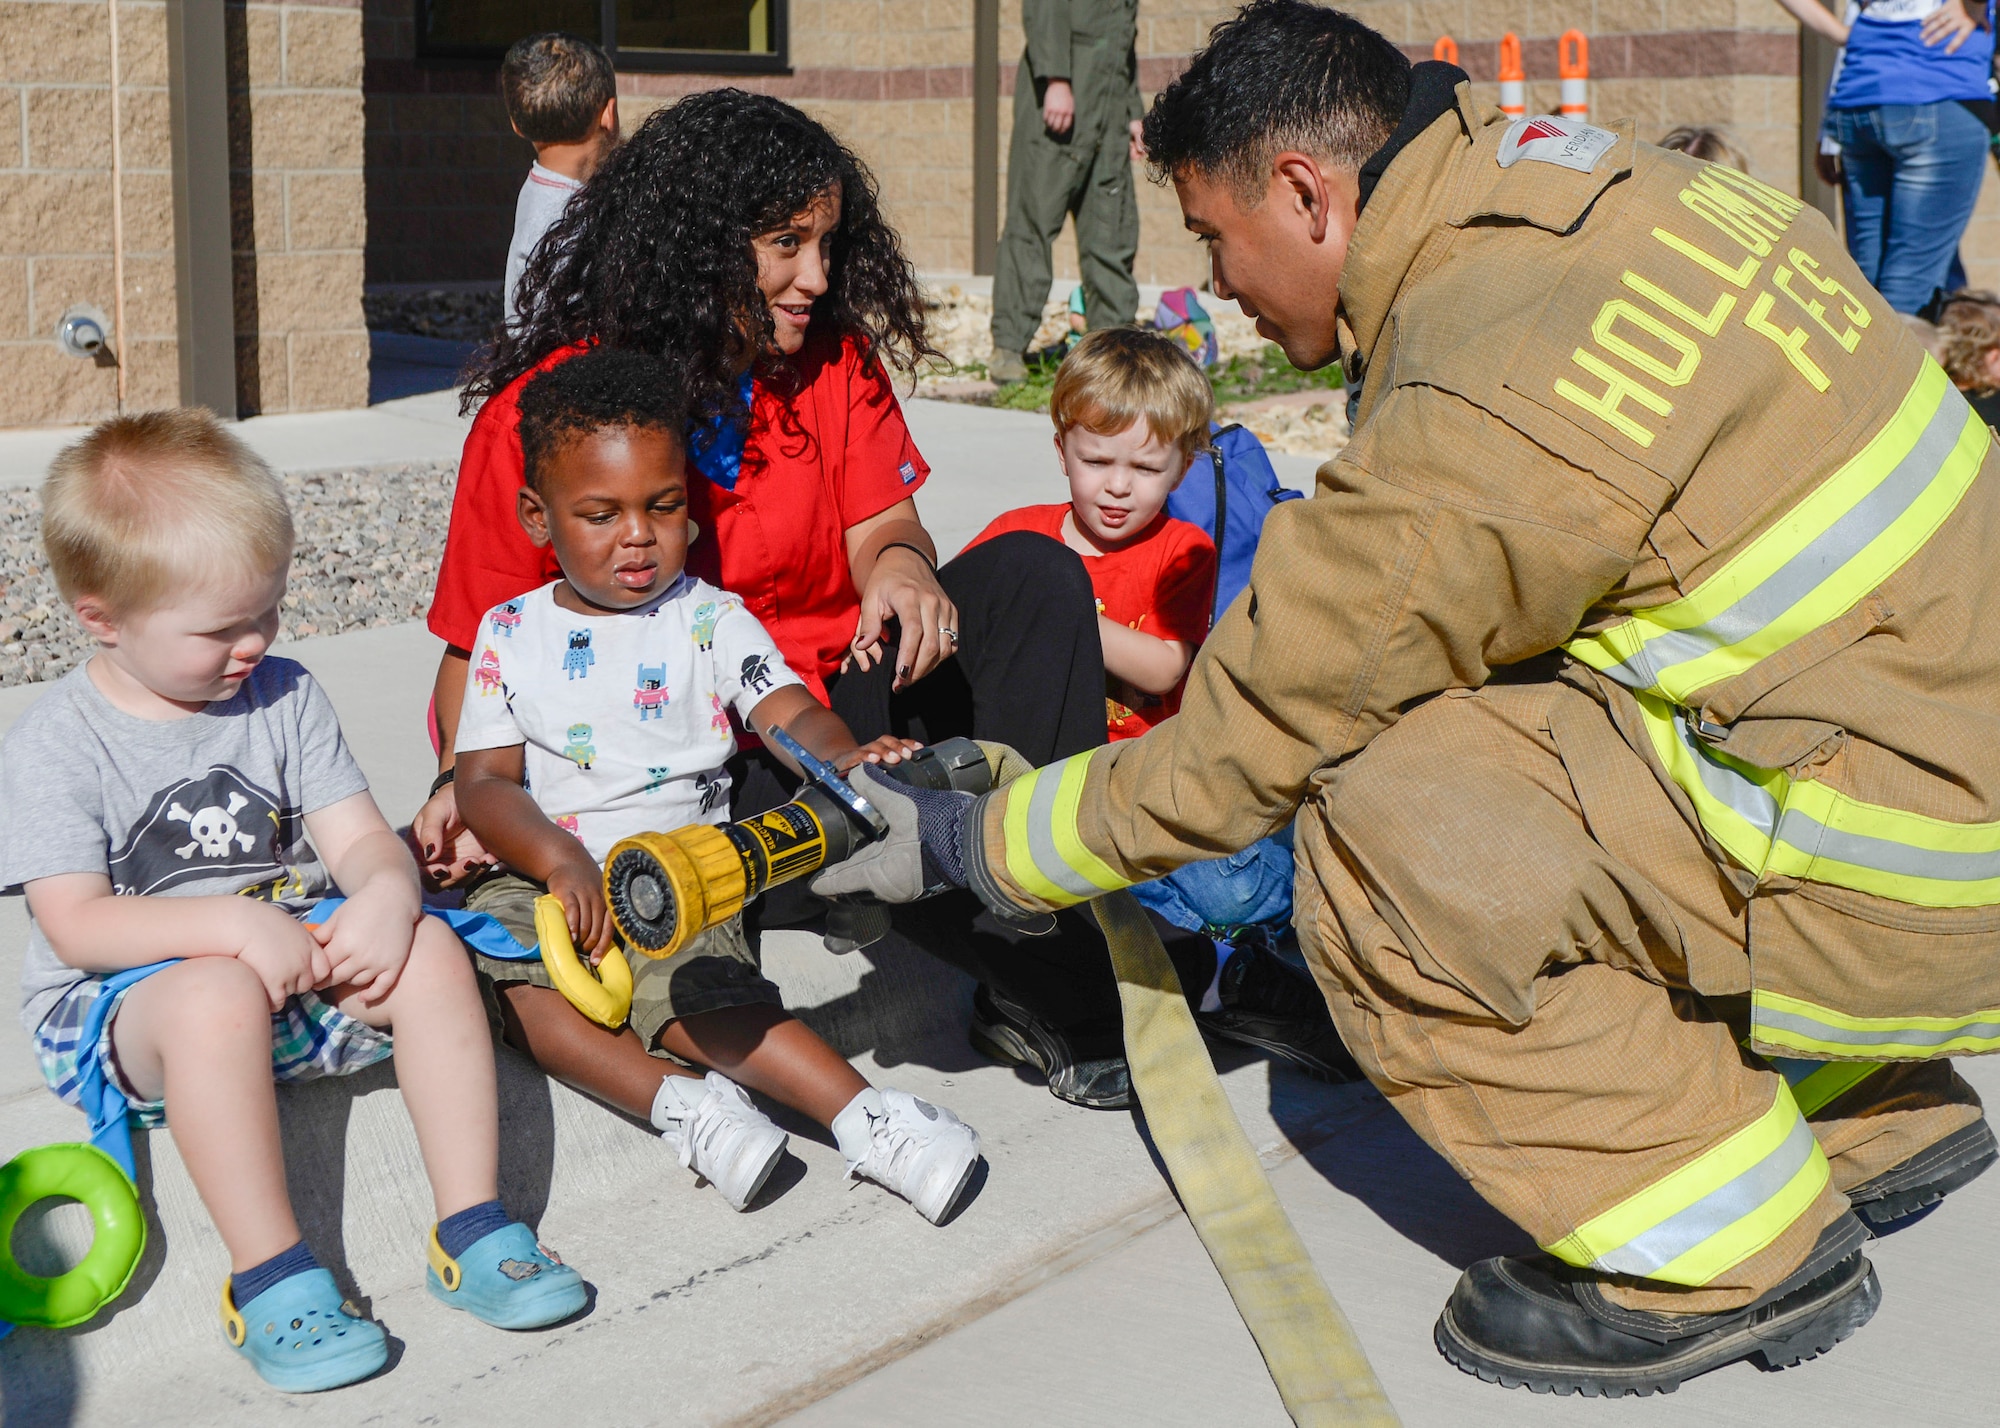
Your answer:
[1130,826,1295,943]
[1832,102,1989,314]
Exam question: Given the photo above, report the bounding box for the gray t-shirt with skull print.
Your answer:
[2,657,368,1034]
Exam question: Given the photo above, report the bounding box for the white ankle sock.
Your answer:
[650,1073,704,1131]
[1200,941,1235,1014]
[831,1087,882,1163]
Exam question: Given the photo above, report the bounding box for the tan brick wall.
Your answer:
[0,0,365,427]
[1107,0,1808,293]
[231,0,369,415]
[355,1,2000,352]
[0,0,176,427]
[620,0,981,276]
[361,0,532,285]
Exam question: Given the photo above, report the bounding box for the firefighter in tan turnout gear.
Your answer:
[816,0,2000,1395]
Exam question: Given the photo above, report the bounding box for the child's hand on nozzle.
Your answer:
[546,857,613,963]
[836,735,924,772]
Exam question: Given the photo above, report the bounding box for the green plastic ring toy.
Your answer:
[0,1143,146,1328]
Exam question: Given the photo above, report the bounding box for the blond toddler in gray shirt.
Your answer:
[2,411,585,1392]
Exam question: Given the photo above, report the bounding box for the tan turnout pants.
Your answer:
[1295,679,1982,1313]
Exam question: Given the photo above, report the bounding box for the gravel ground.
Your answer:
[364,286,503,343]
[0,461,458,689]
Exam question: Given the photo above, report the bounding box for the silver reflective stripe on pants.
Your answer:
[1591,1111,1821,1278]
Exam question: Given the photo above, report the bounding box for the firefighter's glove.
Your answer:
[810,765,972,904]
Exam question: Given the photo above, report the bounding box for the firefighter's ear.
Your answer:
[1273,152,1333,243]
[686,519,700,545]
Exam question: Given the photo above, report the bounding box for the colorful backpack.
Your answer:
[1166,421,1304,624]
[1153,286,1219,368]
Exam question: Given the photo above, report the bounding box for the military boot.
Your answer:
[986,346,1028,384]
[1435,1216,1878,1397]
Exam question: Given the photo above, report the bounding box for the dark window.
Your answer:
[417,0,789,74]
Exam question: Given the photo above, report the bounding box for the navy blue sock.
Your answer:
[436,1199,511,1258]
[230,1240,319,1307]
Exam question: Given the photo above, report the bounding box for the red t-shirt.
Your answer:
[428,333,930,703]
[967,504,1215,740]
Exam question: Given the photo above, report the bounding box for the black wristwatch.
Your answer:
[429,767,456,799]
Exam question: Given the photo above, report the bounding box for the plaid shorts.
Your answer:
[33,970,394,1130]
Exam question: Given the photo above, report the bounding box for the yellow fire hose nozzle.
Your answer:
[533,893,634,1028]
[604,823,756,959]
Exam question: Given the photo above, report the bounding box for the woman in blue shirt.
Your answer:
[1781,0,1995,312]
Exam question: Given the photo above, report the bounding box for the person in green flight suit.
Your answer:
[987,0,1147,383]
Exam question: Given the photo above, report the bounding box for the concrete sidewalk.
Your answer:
[0,384,1323,503]
[0,389,476,489]
[0,621,1393,1428]
[5,610,1991,1428]
[3,389,1987,1428]
[0,396,1336,1428]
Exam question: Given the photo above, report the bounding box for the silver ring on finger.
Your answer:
[940,625,959,644]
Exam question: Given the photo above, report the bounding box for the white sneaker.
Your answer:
[653,1072,789,1211]
[833,1088,982,1225]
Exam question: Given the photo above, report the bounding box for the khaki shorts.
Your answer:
[463,869,781,1051]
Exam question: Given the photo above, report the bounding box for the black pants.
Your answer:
[731,531,1213,1059]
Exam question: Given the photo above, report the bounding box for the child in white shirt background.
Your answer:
[499,33,620,327]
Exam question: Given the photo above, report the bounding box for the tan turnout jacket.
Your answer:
[979,86,2000,1059]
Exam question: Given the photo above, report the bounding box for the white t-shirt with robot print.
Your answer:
[457,575,802,864]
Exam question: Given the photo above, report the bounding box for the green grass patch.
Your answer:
[1208,344,1346,406]
[983,343,1342,414]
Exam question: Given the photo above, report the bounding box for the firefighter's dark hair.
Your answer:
[515,346,686,494]
[1141,1,1411,197]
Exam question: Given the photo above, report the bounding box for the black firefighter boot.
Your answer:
[1435,1215,1879,1397]
[1844,1117,1998,1233]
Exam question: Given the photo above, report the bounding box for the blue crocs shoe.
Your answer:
[222,1267,388,1393]
[425,1222,585,1329]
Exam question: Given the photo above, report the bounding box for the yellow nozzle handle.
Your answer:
[534,894,633,1028]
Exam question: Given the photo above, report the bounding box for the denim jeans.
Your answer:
[1130,825,1296,942]
[1832,101,1990,314]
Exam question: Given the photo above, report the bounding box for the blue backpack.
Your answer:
[1166,422,1305,624]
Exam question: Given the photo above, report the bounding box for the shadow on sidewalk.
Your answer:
[1265,1066,1533,1270]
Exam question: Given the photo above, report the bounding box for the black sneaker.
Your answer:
[969,984,1133,1109]
[1196,944,1362,1083]
[1435,1216,1878,1397]
[1845,1116,1997,1233]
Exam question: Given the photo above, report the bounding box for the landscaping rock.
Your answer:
[0,462,459,689]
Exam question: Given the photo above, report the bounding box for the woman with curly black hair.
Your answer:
[417,90,1195,1110]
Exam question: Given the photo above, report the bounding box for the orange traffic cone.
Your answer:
[1499,33,1525,119]
[1560,30,1589,121]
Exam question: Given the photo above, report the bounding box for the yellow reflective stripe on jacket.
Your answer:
[1543,1085,1827,1285]
[999,749,1130,906]
[1637,693,2000,908]
[1769,1057,1881,1116]
[1568,362,1987,705]
[1754,990,2000,1059]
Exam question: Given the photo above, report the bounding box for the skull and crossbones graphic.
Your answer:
[167,792,260,860]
